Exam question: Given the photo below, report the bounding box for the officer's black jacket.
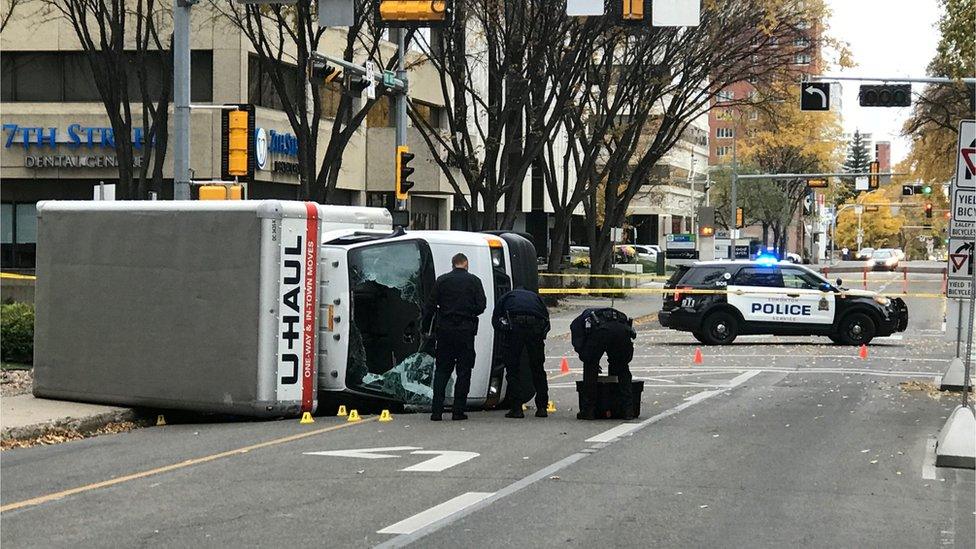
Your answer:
[570,307,634,353]
[423,267,487,334]
[492,288,549,331]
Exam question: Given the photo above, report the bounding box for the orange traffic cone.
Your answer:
[560,357,570,374]
[858,344,868,359]
[693,347,704,365]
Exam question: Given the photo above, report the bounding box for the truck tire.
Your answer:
[837,312,876,346]
[700,311,738,345]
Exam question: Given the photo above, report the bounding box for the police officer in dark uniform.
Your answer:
[570,308,637,420]
[492,287,550,418]
[423,253,487,421]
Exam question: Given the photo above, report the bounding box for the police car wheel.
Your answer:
[827,334,845,345]
[692,332,707,344]
[700,311,738,345]
[838,312,876,345]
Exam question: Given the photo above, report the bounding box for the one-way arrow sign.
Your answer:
[801,82,830,111]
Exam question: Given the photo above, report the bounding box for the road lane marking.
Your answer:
[0,417,378,514]
[922,438,938,480]
[400,451,480,472]
[586,423,643,443]
[375,370,762,548]
[377,492,494,535]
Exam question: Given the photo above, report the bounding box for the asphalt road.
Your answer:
[2,266,973,548]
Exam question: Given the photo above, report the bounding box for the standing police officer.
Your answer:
[423,253,487,421]
[492,287,550,418]
[570,308,637,420]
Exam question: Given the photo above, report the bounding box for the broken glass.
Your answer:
[345,240,436,404]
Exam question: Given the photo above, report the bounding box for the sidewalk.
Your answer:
[1,393,137,442]
[548,291,662,337]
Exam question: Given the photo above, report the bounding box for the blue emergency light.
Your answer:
[755,253,778,267]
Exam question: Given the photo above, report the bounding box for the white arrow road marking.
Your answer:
[303,446,421,459]
[804,85,827,108]
[400,451,480,472]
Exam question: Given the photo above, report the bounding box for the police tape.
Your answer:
[538,272,670,280]
[0,272,36,280]
[538,287,948,299]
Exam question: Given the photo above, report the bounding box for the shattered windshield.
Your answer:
[345,240,438,404]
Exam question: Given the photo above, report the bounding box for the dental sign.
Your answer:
[3,123,149,169]
[255,127,299,174]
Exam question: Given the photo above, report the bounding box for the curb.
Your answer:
[1,407,139,442]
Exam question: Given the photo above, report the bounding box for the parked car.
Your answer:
[856,247,875,260]
[785,252,802,264]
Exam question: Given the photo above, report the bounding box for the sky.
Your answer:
[825,0,943,164]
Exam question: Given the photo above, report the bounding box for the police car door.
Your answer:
[728,266,787,324]
[781,266,834,324]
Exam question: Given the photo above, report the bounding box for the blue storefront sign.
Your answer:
[2,123,148,150]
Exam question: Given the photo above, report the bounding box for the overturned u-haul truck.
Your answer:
[32,200,538,417]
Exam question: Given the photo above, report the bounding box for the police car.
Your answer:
[658,258,908,345]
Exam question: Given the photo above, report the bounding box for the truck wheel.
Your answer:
[700,311,738,345]
[838,312,876,345]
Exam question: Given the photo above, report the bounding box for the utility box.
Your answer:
[32,200,391,417]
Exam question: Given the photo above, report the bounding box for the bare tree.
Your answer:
[0,0,25,33]
[575,1,818,273]
[409,0,601,230]
[214,0,402,202]
[42,0,171,198]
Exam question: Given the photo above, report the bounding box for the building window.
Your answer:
[412,101,442,129]
[1,202,37,270]
[716,127,734,139]
[794,53,812,65]
[1,51,212,102]
[794,37,810,48]
[716,146,733,157]
[750,110,759,121]
[716,90,734,102]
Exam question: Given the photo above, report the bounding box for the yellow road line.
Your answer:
[0,272,36,280]
[0,417,377,513]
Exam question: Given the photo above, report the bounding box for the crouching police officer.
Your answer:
[570,308,637,420]
[423,253,487,421]
[492,287,550,418]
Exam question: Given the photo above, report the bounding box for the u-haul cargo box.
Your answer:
[32,200,391,417]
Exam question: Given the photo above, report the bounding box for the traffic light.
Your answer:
[858,84,911,107]
[921,184,933,195]
[698,206,715,237]
[377,0,450,27]
[735,207,744,229]
[924,202,933,218]
[868,161,879,189]
[807,178,828,188]
[221,105,255,182]
[308,58,341,85]
[616,0,647,23]
[395,145,415,200]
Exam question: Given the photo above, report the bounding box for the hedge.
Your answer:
[1,302,34,364]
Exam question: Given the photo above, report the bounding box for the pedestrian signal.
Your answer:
[617,0,647,23]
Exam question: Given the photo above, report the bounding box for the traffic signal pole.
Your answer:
[172,0,194,200]
[394,27,408,212]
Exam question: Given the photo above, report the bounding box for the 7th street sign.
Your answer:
[800,82,830,111]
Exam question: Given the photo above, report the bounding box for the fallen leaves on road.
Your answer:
[1,421,139,450]
[899,380,963,401]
